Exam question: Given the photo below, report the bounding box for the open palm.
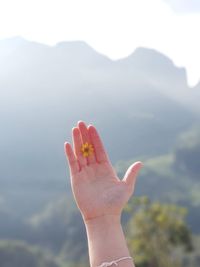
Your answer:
[64,121,142,222]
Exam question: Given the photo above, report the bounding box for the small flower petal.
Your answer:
[81,143,94,157]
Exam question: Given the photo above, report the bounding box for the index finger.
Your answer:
[64,142,80,175]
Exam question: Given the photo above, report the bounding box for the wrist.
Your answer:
[84,214,121,229]
[84,214,133,267]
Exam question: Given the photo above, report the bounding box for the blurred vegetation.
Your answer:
[28,195,88,263]
[125,197,193,267]
[0,240,59,267]
[173,126,200,181]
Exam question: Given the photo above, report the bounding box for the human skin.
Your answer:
[64,121,142,267]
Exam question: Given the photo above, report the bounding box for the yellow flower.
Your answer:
[81,142,94,157]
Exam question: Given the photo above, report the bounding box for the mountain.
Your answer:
[0,36,199,219]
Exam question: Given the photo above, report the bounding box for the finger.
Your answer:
[72,127,87,168]
[88,125,110,163]
[64,142,80,175]
[78,121,96,164]
[122,161,143,191]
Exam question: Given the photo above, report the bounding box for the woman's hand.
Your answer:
[64,121,142,222]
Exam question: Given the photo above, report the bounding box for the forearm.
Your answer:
[85,215,135,267]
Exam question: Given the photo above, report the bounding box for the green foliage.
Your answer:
[0,240,60,267]
[126,198,193,267]
[28,194,88,263]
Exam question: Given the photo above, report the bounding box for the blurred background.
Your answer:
[0,0,200,266]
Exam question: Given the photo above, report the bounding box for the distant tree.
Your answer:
[125,197,193,267]
[0,240,60,267]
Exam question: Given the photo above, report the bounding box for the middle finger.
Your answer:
[78,121,96,164]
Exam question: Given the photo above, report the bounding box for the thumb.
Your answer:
[122,161,143,190]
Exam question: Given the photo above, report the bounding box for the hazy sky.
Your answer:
[0,0,199,86]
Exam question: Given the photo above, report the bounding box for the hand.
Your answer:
[64,121,142,222]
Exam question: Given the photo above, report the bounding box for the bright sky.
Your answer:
[0,0,200,86]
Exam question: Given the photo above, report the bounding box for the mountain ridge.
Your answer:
[0,36,190,83]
